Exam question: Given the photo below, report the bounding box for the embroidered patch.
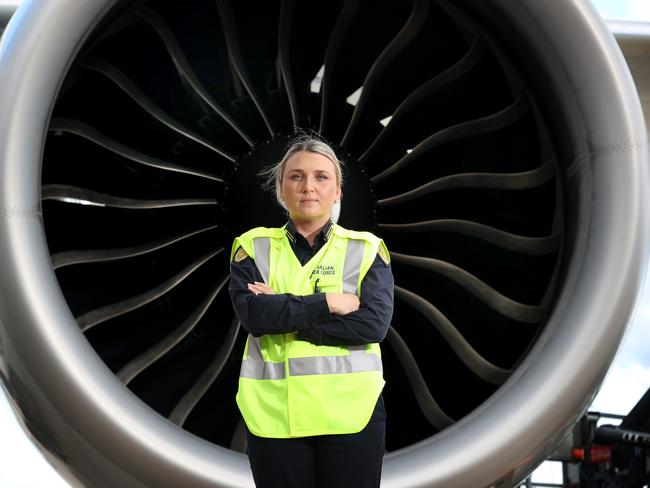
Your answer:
[377,246,390,266]
[234,247,249,263]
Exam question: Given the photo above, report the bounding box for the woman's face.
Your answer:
[280,150,341,224]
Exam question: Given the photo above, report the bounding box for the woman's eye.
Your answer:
[291,175,302,180]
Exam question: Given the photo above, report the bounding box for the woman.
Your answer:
[228,135,394,488]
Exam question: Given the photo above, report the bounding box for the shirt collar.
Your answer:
[284,219,335,244]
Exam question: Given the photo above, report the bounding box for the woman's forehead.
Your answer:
[284,151,336,172]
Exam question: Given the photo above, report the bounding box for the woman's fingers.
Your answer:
[254,282,275,293]
[325,292,360,315]
[346,293,360,313]
[248,282,276,295]
[247,284,263,295]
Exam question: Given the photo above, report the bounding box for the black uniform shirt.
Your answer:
[228,220,394,346]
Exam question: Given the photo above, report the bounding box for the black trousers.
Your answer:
[246,396,386,488]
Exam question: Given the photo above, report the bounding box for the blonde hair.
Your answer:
[259,133,344,211]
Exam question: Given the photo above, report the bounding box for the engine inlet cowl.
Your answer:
[0,0,647,487]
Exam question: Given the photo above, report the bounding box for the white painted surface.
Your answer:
[0,386,69,487]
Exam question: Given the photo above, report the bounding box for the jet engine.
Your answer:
[0,0,647,486]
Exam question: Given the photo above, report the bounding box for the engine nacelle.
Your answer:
[0,0,647,486]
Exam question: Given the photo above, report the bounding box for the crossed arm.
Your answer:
[247,281,360,314]
[228,254,394,346]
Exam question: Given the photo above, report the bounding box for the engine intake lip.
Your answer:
[0,0,647,487]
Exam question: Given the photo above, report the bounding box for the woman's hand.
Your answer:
[248,281,276,295]
[325,293,360,315]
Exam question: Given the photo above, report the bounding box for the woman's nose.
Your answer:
[302,176,316,191]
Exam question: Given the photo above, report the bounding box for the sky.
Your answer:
[591,0,650,22]
[0,0,649,487]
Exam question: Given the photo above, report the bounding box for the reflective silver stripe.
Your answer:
[252,237,271,284]
[289,353,383,376]
[240,336,382,379]
[342,239,365,293]
[240,335,286,380]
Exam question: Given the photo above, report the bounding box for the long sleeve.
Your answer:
[296,255,394,346]
[228,254,331,336]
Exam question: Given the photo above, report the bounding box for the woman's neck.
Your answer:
[291,216,330,246]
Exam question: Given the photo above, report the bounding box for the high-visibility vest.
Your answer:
[231,223,389,438]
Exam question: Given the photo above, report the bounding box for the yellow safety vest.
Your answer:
[231,223,389,438]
